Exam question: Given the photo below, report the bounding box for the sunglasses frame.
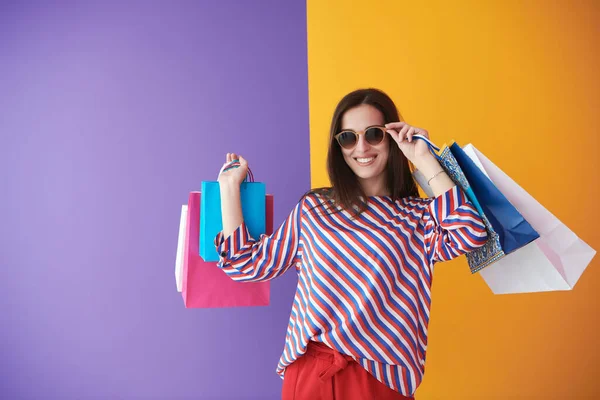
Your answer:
[333,125,387,149]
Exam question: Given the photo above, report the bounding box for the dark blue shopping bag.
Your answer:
[199,167,266,262]
[448,142,539,254]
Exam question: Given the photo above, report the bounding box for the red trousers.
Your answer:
[282,340,414,400]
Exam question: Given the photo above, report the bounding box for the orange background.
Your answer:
[306,1,600,398]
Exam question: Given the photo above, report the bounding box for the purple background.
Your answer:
[1,1,310,399]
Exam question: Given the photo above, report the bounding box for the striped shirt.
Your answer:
[215,185,488,396]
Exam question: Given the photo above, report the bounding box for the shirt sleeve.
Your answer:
[213,198,303,282]
[421,185,488,265]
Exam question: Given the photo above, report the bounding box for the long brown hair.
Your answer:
[306,88,419,216]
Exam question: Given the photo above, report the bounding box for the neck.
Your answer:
[358,174,390,197]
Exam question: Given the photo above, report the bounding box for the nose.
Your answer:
[354,134,370,153]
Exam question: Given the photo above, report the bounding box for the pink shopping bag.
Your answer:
[181,191,273,308]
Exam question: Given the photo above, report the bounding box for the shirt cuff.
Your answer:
[214,221,252,261]
[428,185,468,225]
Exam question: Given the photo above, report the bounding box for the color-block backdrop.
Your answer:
[0,1,309,399]
[307,1,600,399]
[2,1,599,399]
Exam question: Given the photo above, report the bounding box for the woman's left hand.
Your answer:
[385,122,433,165]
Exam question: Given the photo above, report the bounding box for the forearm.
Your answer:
[220,182,244,239]
[414,153,455,197]
[215,195,303,283]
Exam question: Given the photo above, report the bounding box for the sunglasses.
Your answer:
[334,125,387,150]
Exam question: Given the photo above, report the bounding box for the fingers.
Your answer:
[399,124,411,142]
[223,153,246,170]
[225,153,241,162]
[386,128,400,142]
[406,127,417,143]
[411,129,429,144]
[386,128,409,145]
[385,122,407,129]
[386,122,429,143]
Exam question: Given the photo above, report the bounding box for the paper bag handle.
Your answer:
[218,159,255,182]
[412,134,442,157]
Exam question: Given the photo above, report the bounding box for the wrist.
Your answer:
[413,154,442,177]
[219,180,241,194]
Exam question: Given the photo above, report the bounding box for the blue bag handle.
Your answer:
[410,134,443,159]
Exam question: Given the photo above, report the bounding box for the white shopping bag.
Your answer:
[175,204,188,292]
[462,144,596,294]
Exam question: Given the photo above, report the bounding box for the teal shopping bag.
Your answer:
[199,168,266,262]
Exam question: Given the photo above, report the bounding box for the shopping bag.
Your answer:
[199,168,266,261]
[462,144,596,294]
[182,191,273,308]
[175,204,188,292]
[412,135,532,273]
[450,142,540,254]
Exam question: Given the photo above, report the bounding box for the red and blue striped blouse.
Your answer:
[214,185,488,396]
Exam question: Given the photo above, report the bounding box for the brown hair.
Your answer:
[306,88,419,216]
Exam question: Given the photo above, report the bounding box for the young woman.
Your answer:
[215,88,488,399]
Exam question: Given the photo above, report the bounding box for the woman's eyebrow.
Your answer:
[341,124,383,131]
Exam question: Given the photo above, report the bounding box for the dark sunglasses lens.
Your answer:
[337,131,357,148]
[365,127,384,145]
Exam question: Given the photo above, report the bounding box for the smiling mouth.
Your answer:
[354,155,376,166]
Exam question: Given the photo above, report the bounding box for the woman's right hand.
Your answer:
[218,153,248,188]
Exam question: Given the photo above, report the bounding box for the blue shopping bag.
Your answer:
[449,142,539,254]
[199,166,266,262]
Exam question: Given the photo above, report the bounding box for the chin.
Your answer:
[349,161,387,181]
[354,170,385,181]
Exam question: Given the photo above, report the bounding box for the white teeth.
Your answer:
[356,157,374,163]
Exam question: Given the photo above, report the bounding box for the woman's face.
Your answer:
[339,104,389,190]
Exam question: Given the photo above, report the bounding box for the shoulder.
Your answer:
[298,187,334,214]
[302,187,333,203]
